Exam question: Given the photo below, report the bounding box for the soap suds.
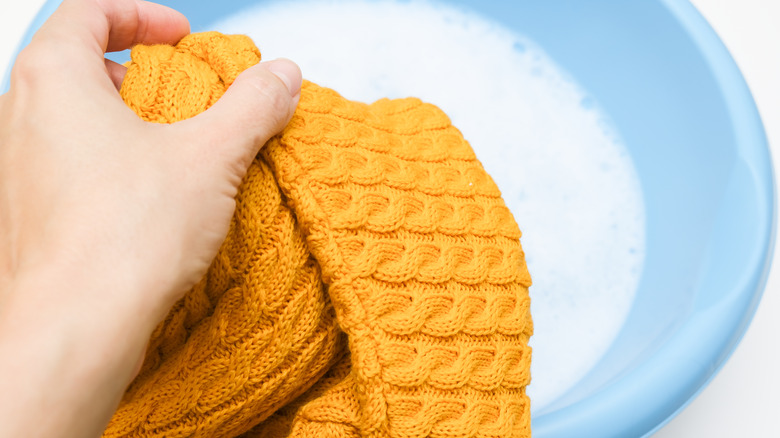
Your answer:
[213,0,645,412]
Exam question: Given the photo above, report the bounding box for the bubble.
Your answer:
[214,0,646,412]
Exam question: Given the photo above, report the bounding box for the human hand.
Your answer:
[0,0,301,436]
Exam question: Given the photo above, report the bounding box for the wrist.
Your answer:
[0,269,147,437]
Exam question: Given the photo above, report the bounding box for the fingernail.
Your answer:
[265,58,302,97]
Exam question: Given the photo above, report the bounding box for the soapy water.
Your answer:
[213,0,645,412]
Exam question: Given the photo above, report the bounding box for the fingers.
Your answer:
[104,0,191,53]
[179,59,303,172]
[12,0,189,107]
[34,0,189,58]
[105,59,128,90]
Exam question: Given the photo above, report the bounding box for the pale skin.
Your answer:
[0,0,302,436]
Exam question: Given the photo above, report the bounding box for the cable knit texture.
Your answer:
[111,32,533,438]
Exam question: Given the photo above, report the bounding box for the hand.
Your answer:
[0,0,301,436]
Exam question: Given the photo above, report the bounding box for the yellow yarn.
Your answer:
[112,32,533,438]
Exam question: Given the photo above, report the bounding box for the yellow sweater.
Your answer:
[111,32,532,438]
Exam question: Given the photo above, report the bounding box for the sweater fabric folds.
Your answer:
[111,32,533,438]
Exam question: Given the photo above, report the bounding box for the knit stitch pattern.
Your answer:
[112,32,533,438]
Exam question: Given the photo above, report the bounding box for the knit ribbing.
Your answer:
[113,32,532,438]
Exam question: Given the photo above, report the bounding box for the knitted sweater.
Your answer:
[111,32,533,438]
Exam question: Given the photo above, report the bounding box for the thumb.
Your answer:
[180,58,302,171]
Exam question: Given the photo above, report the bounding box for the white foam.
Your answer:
[212,0,646,412]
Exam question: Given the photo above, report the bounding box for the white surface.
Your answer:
[0,2,41,77]
[655,0,780,436]
[0,1,778,436]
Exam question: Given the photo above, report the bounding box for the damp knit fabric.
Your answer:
[110,32,533,438]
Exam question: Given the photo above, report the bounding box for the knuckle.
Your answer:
[11,46,48,84]
[11,43,71,87]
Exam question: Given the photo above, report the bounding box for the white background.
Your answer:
[0,1,778,436]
